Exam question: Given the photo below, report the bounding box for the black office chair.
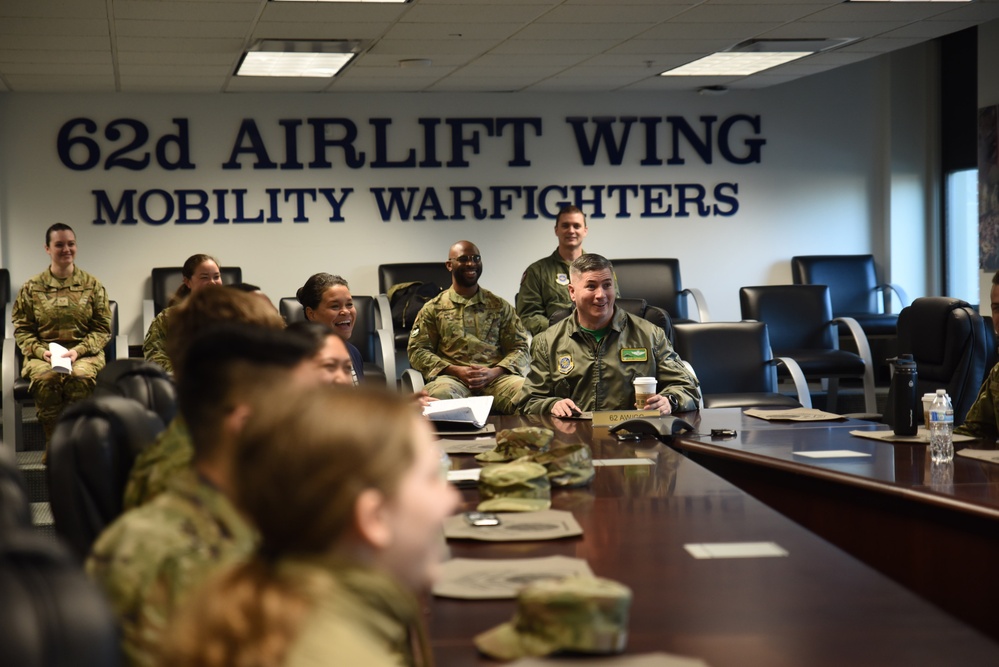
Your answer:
[792,255,907,384]
[791,255,906,332]
[672,322,809,409]
[0,529,120,667]
[279,295,395,388]
[609,258,710,323]
[378,262,450,375]
[0,267,10,340]
[0,444,32,530]
[142,265,243,335]
[47,395,166,562]
[740,284,876,414]
[896,297,990,424]
[3,300,129,452]
[94,358,177,425]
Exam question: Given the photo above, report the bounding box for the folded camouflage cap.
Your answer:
[474,575,633,661]
[531,444,595,488]
[477,460,551,512]
[475,426,554,463]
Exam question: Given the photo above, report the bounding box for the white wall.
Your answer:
[0,48,939,342]
[979,19,999,316]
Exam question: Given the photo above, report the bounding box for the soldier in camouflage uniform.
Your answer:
[87,325,318,667]
[142,253,223,375]
[123,286,286,509]
[407,240,530,415]
[956,270,999,442]
[12,223,112,446]
[518,254,699,416]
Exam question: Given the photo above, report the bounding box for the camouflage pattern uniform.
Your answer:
[12,266,112,441]
[142,306,173,374]
[280,560,431,667]
[407,286,530,415]
[516,250,619,336]
[123,417,193,511]
[955,363,999,442]
[86,468,257,667]
[517,306,699,415]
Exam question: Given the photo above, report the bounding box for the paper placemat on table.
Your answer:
[440,437,497,454]
[957,448,999,464]
[744,408,845,422]
[433,555,593,599]
[443,509,583,541]
[849,428,975,444]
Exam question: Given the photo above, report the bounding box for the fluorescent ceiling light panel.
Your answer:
[237,40,363,77]
[660,52,811,77]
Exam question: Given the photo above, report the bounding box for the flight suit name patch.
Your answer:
[621,348,648,362]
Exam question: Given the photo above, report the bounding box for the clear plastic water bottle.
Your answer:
[928,389,954,464]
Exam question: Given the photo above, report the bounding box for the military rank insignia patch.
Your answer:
[556,273,569,286]
[557,354,574,374]
[620,348,648,362]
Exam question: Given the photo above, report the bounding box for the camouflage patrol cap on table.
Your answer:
[475,426,554,463]
[531,444,595,488]
[474,575,633,661]
[477,460,551,512]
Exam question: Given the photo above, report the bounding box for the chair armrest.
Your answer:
[876,283,908,314]
[375,327,396,390]
[142,299,155,337]
[832,316,877,414]
[115,334,129,361]
[2,338,17,455]
[773,356,812,409]
[375,294,392,332]
[4,302,12,339]
[680,360,704,410]
[400,368,425,393]
[679,288,711,322]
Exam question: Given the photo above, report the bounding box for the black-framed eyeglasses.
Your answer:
[448,254,481,264]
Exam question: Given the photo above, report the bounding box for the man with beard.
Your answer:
[407,240,530,415]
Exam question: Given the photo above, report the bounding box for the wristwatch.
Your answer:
[666,394,680,411]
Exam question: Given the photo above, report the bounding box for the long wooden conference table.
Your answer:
[428,412,999,666]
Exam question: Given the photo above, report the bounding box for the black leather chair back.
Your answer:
[47,396,166,562]
[0,445,31,530]
[791,255,880,315]
[280,297,306,324]
[0,529,120,667]
[740,285,837,352]
[673,322,801,409]
[0,268,9,338]
[610,258,687,321]
[377,262,451,295]
[94,359,177,425]
[897,297,990,424]
[150,266,243,314]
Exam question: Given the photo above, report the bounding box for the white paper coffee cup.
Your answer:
[633,376,657,410]
[921,393,936,426]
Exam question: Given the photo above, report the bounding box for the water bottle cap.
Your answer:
[936,389,946,395]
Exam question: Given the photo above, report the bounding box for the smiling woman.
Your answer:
[142,253,223,374]
[11,223,112,453]
[296,272,363,384]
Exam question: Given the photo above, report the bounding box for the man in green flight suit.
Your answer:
[517,253,700,416]
[516,205,617,336]
[407,240,530,415]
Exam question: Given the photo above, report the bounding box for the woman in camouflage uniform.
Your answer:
[161,386,459,667]
[12,223,112,449]
[142,253,223,374]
